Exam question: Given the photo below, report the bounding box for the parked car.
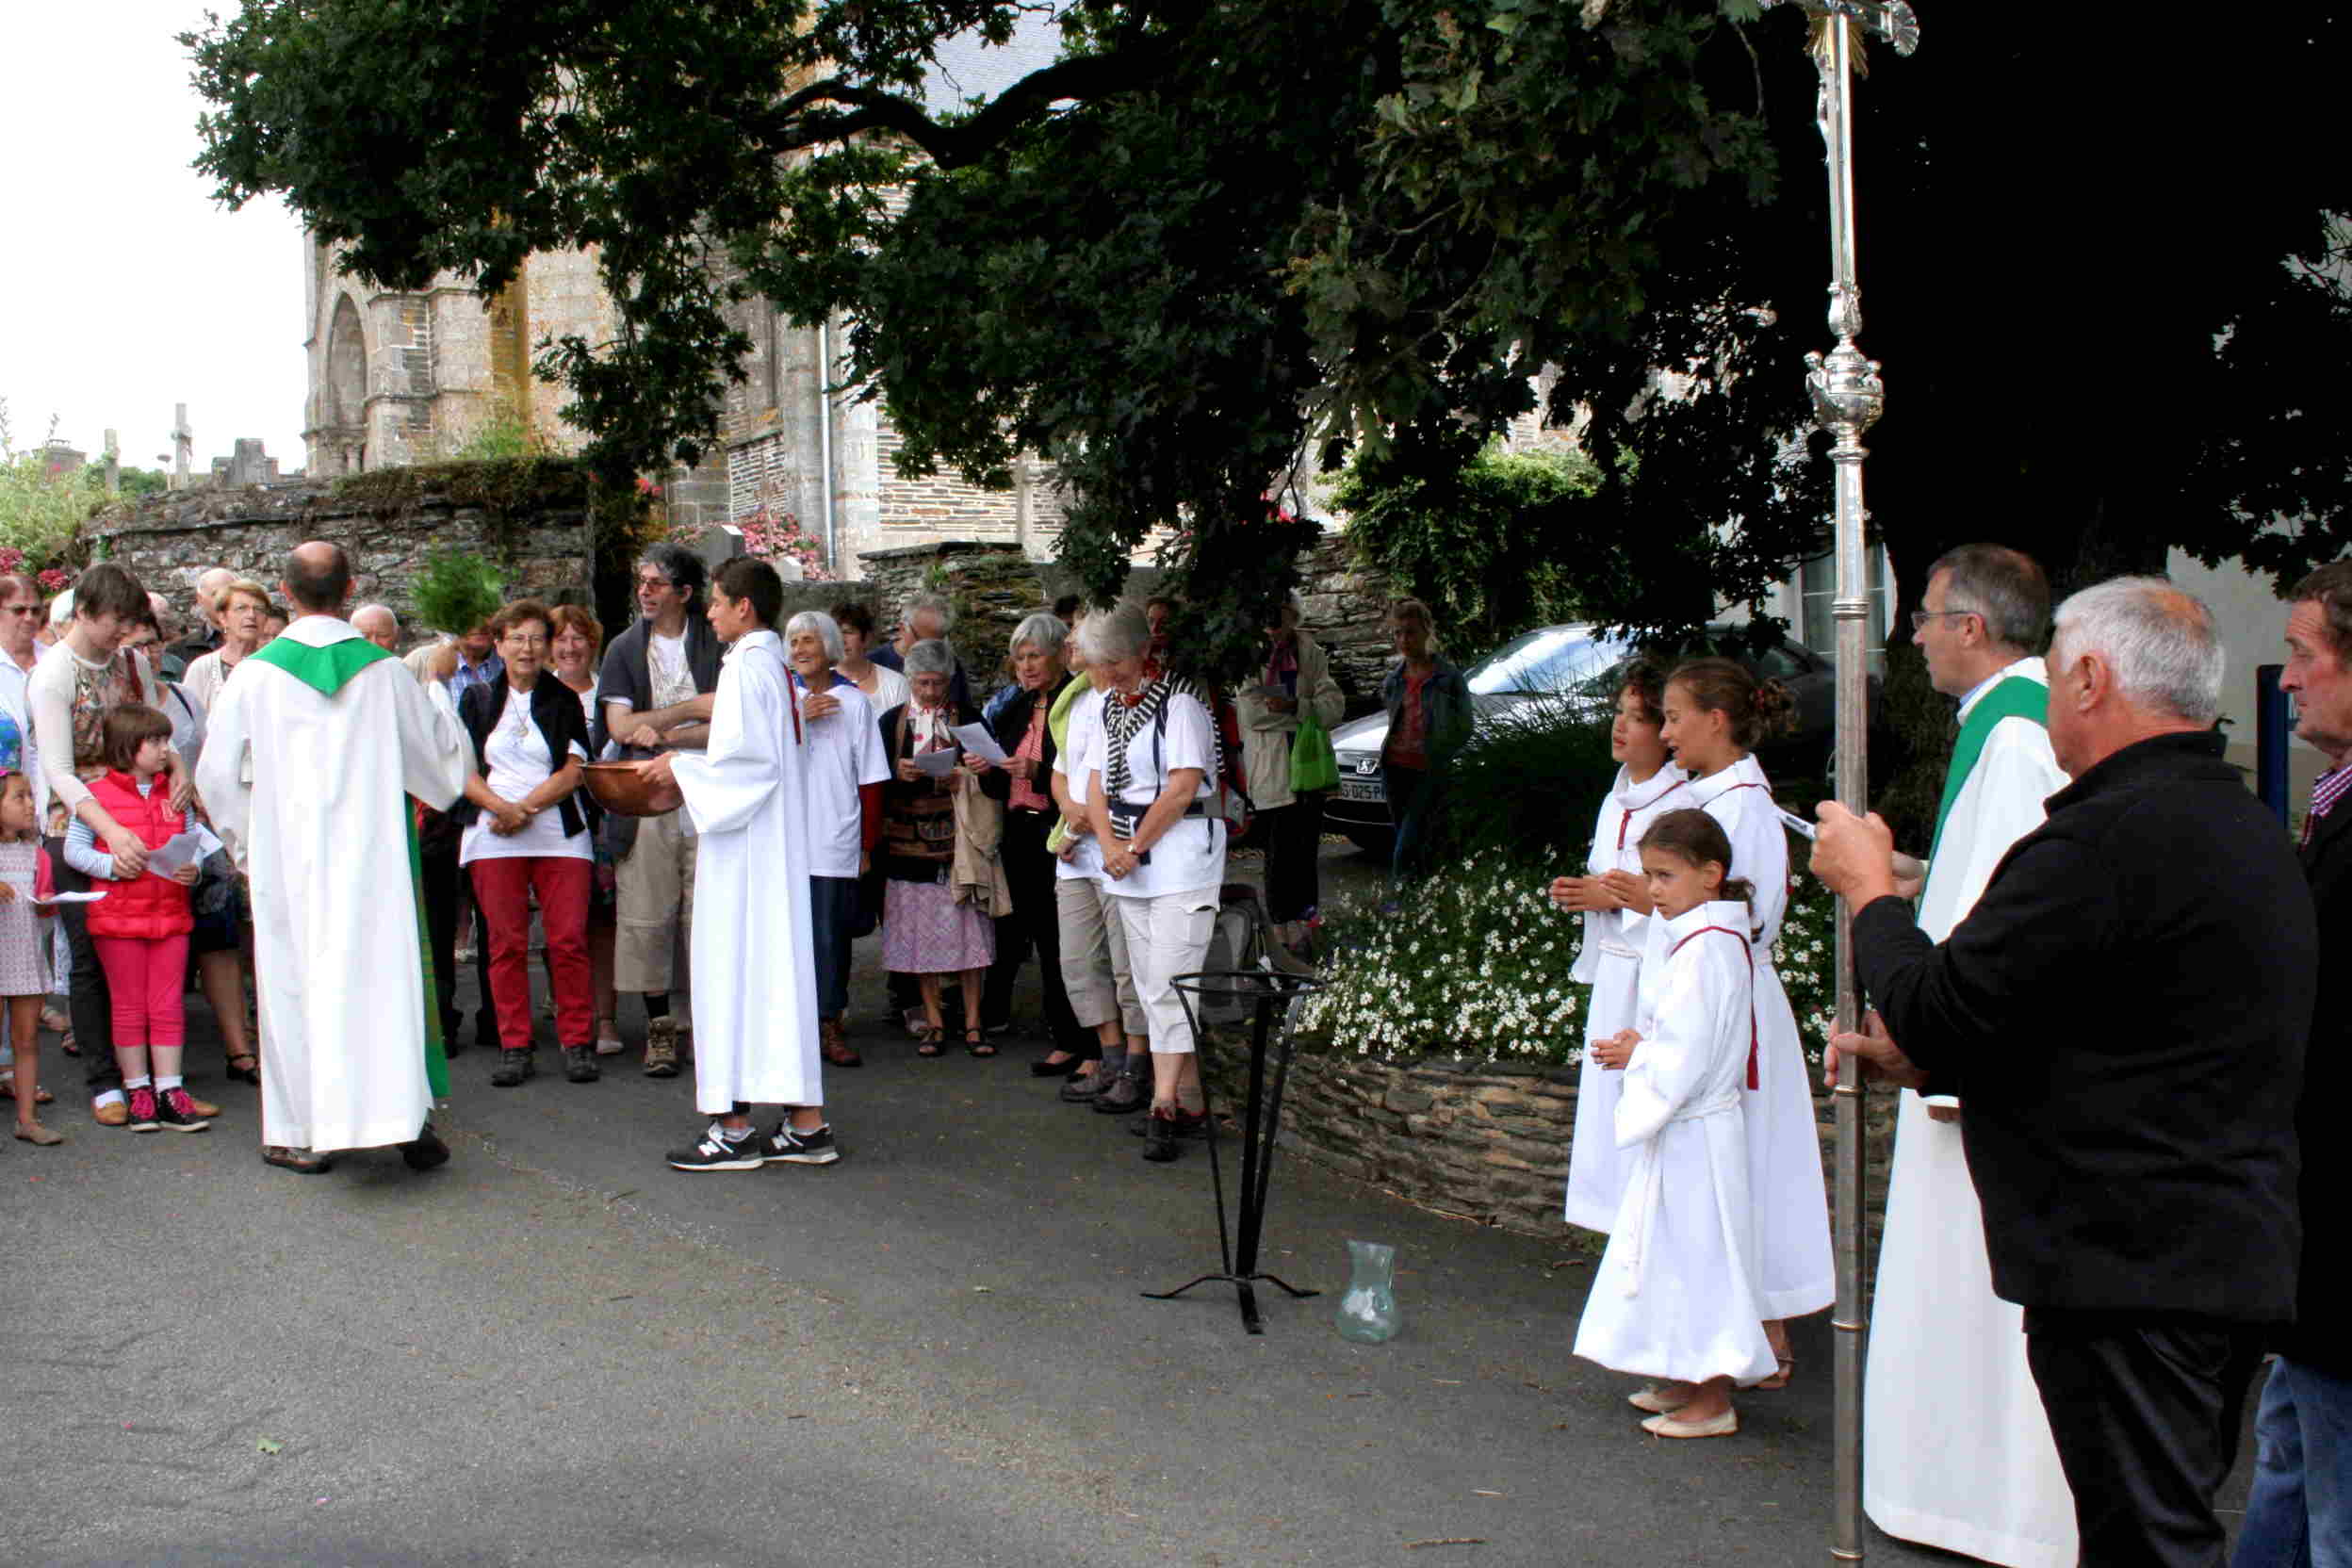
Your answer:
[1324,622,1869,854]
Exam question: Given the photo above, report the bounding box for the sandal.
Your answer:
[0,1082,54,1105]
[1754,1355,1796,1392]
[966,1029,996,1058]
[262,1145,335,1175]
[57,1029,78,1057]
[916,1027,946,1058]
[224,1054,261,1086]
[40,1007,68,1034]
[14,1120,63,1145]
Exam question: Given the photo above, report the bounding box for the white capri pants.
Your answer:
[1109,886,1219,1054]
[1056,877,1146,1037]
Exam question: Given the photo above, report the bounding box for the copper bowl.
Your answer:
[582,761,671,818]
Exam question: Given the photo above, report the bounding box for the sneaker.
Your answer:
[1129,1106,1206,1140]
[665,1122,764,1172]
[761,1122,841,1166]
[593,1030,626,1057]
[1139,1107,1194,1162]
[563,1046,600,1084]
[490,1049,536,1088]
[1090,1070,1151,1116]
[1058,1070,1106,1104]
[155,1086,211,1134]
[643,1017,680,1078]
[125,1086,161,1133]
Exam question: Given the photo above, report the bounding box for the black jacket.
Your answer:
[454,678,597,841]
[1854,730,2313,1325]
[2284,786,2352,1370]
[981,674,1071,808]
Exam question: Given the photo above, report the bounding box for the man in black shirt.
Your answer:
[1816,576,2314,1568]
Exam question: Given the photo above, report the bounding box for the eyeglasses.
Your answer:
[1909,608,1979,632]
[0,603,33,616]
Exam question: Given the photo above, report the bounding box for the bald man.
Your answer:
[351,603,400,652]
[197,542,471,1173]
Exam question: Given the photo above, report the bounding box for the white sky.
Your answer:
[0,2,305,476]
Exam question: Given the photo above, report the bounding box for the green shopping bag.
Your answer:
[1290,711,1340,793]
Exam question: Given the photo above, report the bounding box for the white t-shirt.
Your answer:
[796,678,889,879]
[852,661,910,717]
[647,630,695,710]
[459,688,591,866]
[1054,687,1105,883]
[1094,686,1224,899]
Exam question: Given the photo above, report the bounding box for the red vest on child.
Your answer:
[83,770,193,940]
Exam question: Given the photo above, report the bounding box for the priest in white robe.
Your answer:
[1864,546,2075,1567]
[195,542,470,1172]
[635,558,832,1172]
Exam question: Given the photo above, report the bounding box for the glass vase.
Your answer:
[1334,1239,1401,1344]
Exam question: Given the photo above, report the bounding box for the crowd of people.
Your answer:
[8,532,2343,1568]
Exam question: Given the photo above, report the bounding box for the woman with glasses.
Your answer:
[454,601,598,1089]
[179,580,272,713]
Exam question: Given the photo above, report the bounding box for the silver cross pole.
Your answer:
[1756,1,1918,1561]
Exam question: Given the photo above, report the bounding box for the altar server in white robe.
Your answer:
[634,559,834,1173]
[1553,662,1689,1232]
[1865,546,2075,1568]
[1575,807,1776,1440]
[1660,658,1834,1386]
[196,542,470,1173]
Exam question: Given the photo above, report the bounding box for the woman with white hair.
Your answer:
[1050,610,1152,1105]
[972,612,1093,1073]
[1081,601,1227,1161]
[875,638,997,1054]
[785,609,890,1069]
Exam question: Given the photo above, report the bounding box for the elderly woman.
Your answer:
[1236,598,1346,951]
[1049,609,1152,1106]
[1380,596,1472,891]
[179,578,270,712]
[875,638,997,1055]
[455,600,598,1088]
[549,603,622,1056]
[1082,601,1227,1160]
[784,609,889,1069]
[972,612,1091,1072]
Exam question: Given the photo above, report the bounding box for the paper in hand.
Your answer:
[912,748,961,779]
[142,824,224,880]
[30,890,106,906]
[951,724,1009,766]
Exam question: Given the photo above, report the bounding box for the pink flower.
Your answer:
[0,548,23,574]
[37,568,69,591]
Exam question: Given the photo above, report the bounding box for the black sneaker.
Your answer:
[1139,1107,1195,1162]
[760,1123,841,1166]
[155,1086,211,1134]
[563,1047,600,1084]
[666,1123,764,1172]
[490,1049,535,1087]
[400,1122,451,1170]
[1129,1106,1206,1140]
[1090,1070,1151,1115]
[124,1086,161,1133]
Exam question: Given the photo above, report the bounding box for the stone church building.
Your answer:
[298,28,1071,577]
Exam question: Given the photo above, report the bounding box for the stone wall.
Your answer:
[86,466,594,648]
[1201,1043,1895,1247]
[1296,531,1397,718]
[855,541,1166,702]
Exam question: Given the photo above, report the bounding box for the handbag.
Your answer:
[1290,710,1340,794]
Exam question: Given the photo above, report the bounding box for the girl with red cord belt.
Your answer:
[62,705,204,1134]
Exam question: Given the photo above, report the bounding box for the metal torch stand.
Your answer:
[1141,971,1325,1334]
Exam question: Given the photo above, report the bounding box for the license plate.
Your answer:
[1338,778,1385,803]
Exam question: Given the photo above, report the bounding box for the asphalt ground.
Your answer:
[7,841,2257,1566]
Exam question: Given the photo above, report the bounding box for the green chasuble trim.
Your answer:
[1929,677,2050,861]
[249,630,446,1094]
[245,631,394,697]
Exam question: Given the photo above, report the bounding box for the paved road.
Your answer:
[7,843,2254,1565]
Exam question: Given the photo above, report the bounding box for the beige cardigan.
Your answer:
[1233,631,1346,811]
[951,776,1012,917]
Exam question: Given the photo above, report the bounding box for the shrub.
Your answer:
[1436,694,1618,867]
[410,547,506,635]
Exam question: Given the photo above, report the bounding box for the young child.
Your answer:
[1573,808,1776,1439]
[0,768,61,1145]
[64,705,206,1134]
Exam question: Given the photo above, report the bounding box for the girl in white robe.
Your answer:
[1553,666,1689,1232]
[1574,808,1776,1438]
[1659,660,1834,1386]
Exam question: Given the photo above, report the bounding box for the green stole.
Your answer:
[245,632,449,1098]
[1929,676,2050,862]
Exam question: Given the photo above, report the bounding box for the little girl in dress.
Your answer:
[0,767,59,1144]
[1573,808,1777,1439]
